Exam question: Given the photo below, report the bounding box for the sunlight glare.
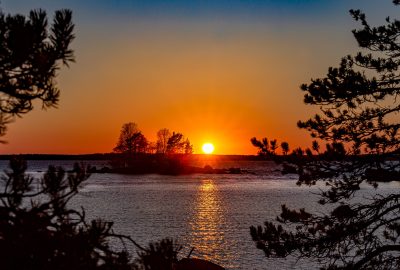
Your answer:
[202,143,215,154]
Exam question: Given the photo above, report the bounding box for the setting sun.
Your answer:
[202,143,215,154]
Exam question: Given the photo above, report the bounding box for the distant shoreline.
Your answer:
[0,153,267,161]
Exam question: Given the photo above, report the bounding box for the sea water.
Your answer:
[0,159,397,269]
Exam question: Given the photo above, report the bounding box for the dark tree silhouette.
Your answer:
[251,1,400,269]
[0,157,187,270]
[134,133,148,153]
[114,122,148,154]
[0,157,135,270]
[184,138,193,154]
[0,8,74,137]
[166,132,192,154]
[166,132,184,154]
[251,137,277,156]
[156,128,171,154]
[132,238,181,270]
[0,8,138,270]
[280,142,289,155]
[0,8,197,270]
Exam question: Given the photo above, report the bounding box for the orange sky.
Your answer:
[1,0,395,155]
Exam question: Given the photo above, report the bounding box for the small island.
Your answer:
[87,123,251,175]
[90,160,245,175]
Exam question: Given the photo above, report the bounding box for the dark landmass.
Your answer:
[104,154,251,175]
[3,154,398,180]
[0,153,257,175]
[0,153,266,161]
[89,164,246,175]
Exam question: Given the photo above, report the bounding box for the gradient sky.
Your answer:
[1,0,397,154]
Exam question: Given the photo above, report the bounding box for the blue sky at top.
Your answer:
[1,1,355,21]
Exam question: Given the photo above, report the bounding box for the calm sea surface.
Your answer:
[0,159,398,269]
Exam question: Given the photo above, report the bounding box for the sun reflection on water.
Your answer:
[200,180,215,192]
[188,179,236,268]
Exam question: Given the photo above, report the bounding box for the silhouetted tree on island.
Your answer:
[114,124,193,156]
[156,128,171,154]
[251,1,400,269]
[111,124,197,175]
[155,128,193,155]
[166,132,193,154]
[114,122,149,155]
[184,138,193,154]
